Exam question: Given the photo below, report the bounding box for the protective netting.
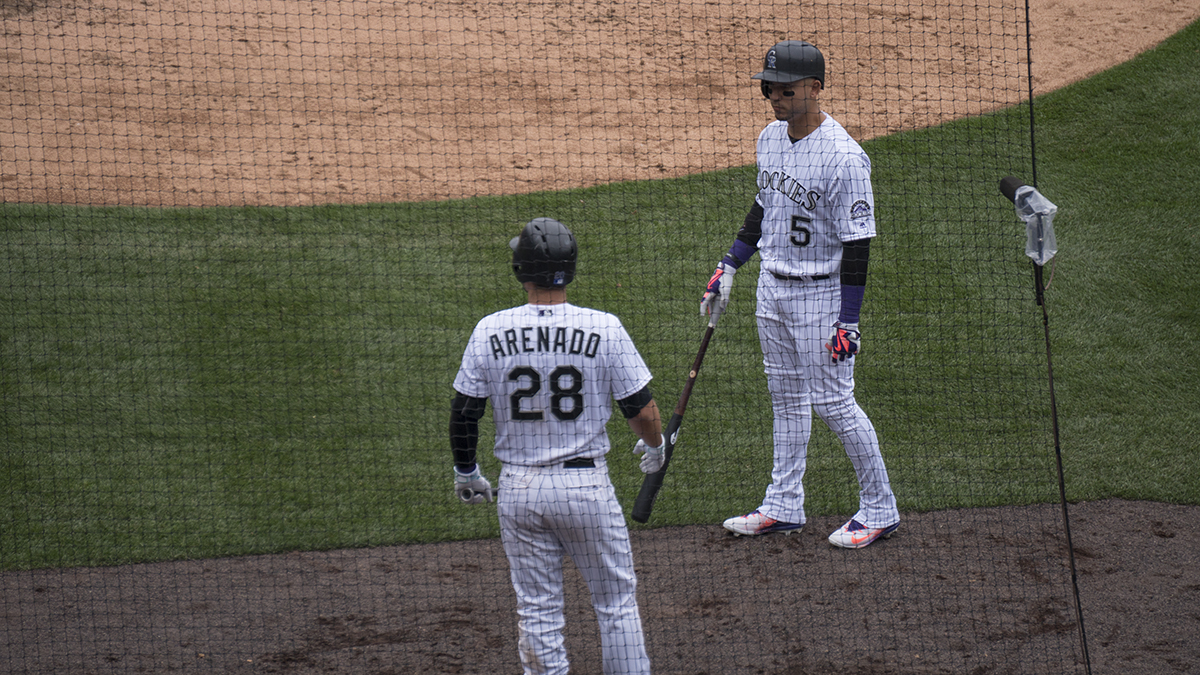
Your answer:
[2,0,1089,671]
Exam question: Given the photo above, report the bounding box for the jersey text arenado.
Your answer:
[758,169,821,211]
[489,326,601,360]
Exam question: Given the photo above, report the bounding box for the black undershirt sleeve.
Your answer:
[737,200,765,248]
[616,385,653,420]
[449,392,488,473]
[841,238,871,286]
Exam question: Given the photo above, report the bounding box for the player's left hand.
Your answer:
[825,321,861,362]
[633,438,667,474]
[453,466,493,504]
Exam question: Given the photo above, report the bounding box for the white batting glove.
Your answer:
[700,262,736,324]
[824,321,862,363]
[453,466,493,504]
[633,438,667,474]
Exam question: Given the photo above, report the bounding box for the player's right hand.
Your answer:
[453,465,493,504]
[633,438,667,474]
[700,262,736,323]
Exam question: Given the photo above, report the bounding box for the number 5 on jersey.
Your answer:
[790,214,812,247]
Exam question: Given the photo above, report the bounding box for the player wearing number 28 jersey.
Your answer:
[454,305,652,465]
[450,218,664,675]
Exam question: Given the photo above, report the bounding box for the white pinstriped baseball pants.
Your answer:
[498,459,650,675]
[754,271,899,528]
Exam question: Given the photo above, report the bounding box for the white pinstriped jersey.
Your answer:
[453,303,652,467]
[755,114,876,278]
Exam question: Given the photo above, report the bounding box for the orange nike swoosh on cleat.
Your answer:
[847,530,877,545]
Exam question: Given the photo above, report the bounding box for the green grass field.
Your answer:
[2,21,1197,572]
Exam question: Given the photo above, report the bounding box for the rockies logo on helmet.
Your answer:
[752,39,825,87]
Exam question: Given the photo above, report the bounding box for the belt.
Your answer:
[771,271,831,282]
[562,458,595,469]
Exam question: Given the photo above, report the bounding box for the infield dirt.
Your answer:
[2,0,1198,205]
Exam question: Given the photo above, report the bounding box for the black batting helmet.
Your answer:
[510,217,577,288]
[752,40,825,97]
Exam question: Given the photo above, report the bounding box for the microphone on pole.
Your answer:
[999,175,1024,204]
[998,176,1058,267]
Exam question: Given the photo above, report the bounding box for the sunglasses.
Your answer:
[760,82,797,98]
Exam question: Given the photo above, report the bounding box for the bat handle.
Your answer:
[460,488,498,502]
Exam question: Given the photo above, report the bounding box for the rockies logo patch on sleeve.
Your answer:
[850,200,872,220]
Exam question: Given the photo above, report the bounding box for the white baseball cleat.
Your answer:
[722,510,804,536]
[827,519,899,549]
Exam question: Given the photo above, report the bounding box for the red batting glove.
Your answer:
[825,321,861,362]
[699,262,736,323]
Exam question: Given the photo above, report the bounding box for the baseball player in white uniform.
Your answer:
[450,218,665,674]
[701,40,900,548]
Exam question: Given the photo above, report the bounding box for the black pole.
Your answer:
[1034,259,1091,674]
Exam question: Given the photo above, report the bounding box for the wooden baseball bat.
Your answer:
[631,322,716,523]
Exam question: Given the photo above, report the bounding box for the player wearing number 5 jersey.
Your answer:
[450,218,664,675]
[702,40,900,548]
